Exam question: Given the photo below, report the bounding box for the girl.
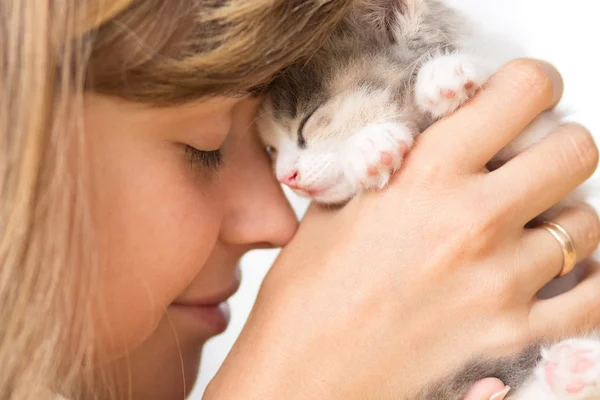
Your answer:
[1,1,598,399]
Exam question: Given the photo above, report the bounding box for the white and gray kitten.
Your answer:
[257,0,597,399]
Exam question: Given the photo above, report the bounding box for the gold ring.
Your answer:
[539,221,577,278]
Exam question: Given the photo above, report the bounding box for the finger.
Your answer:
[463,378,509,400]
[489,124,598,224]
[417,59,563,173]
[530,260,600,340]
[519,205,600,292]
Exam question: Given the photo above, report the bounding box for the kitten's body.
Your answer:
[257,1,596,398]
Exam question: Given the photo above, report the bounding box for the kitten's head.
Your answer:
[257,92,355,205]
[257,68,403,205]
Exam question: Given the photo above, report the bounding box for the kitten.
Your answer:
[256,0,596,399]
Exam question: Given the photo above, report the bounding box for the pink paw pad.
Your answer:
[380,152,393,166]
[566,382,586,394]
[545,361,557,388]
[540,340,600,398]
[574,359,594,373]
[343,121,413,191]
[440,88,456,99]
[398,142,408,156]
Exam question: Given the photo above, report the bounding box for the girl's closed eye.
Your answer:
[184,145,224,172]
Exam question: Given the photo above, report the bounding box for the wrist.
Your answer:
[203,339,336,399]
[203,289,347,399]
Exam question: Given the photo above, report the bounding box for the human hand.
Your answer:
[205,59,600,399]
[463,378,509,400]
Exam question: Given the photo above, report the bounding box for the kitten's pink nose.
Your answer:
[278,171,300,189]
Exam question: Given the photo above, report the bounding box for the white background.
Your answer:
[190,1,600,397]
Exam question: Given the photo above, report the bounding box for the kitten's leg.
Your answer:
[510,338,600,399]
[415,53,490,118]
[340,121,414,190]
[507,378,558,400]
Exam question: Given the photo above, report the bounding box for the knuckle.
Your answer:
[575,206,600,253]
[577,289,600,330]
[458,213,500,257]
[470,194,510,236]
[587,298,600,329]
[407,156,451,184]
[498,320,535,354]
[561,125,599,178]
[502,59,554,104]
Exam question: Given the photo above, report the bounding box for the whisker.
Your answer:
[359,113,407,132]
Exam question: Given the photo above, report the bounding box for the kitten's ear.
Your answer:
[348,0,424,41]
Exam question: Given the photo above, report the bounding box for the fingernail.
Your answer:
[490,386,511,400]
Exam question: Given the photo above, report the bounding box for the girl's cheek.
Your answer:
[91,194,221,358]
[89,156,223,359]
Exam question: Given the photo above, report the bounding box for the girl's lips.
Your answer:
[174,277,240,307]
[171,280,240,333]
[170,302,231,333]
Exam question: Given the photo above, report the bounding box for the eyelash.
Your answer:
[184,146,224,172]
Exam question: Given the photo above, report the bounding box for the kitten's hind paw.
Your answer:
[415,53,488,118]
[535,338,600,399]
[341,122,413,191]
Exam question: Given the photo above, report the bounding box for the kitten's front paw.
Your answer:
[535,338,600,399]
[415,54,487,118]
[341,122,413,190]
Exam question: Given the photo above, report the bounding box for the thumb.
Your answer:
[462,378,510,400]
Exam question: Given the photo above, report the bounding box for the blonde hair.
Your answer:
[0,0,353,398]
